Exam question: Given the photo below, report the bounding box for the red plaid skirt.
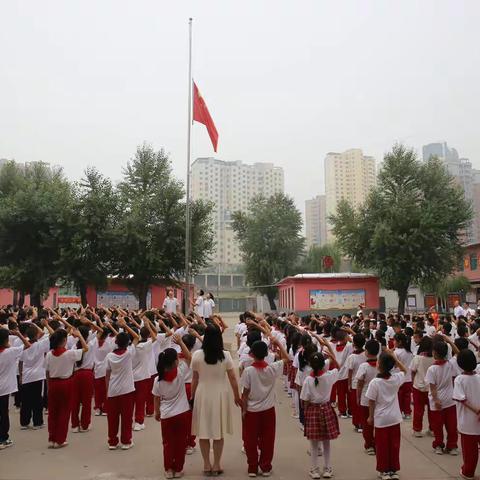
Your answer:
[288,366,298,389]
[304,402,340,441]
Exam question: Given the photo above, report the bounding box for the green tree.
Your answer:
[114,144,214,309]
[232,193,305,310]
[59,167,119,306]
[299,243,342,273]
[0,161,73,306]
[421,275,471,311]
[331,144,472,314]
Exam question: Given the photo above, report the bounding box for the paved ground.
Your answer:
[2,315,466,480]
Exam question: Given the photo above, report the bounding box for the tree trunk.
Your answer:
[18,291,25,307]
[138,285,148,310]
[79,283,88,308]
[266,291,277,311]
[397,287,408,315]
[12,290,18,307]
[30,291,42,308]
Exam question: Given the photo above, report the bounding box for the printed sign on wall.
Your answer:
[309,289,365,310]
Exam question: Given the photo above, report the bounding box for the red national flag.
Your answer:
[193,81,218,152]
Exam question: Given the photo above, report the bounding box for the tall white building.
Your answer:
[324,149,376,241]
[423,142,477,243]
[191,158,284,267]
[305,195,327,249]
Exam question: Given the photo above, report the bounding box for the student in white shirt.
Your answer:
[193,290,205,318]
[410,336,434,437]
[153,335,192,479]
[366,351,407,480]
[331,330,353,419]
[163,289,179,314]
[105,319,139,450]
[393,333,414,419]
[355,339,380,455]
[425,340,459,455]
[240,337,289,477]
[19,322,50,430]
[452,349,480,480]
[0,328,30,449]
[203,293,215,320]
[93,327,116,416]
[45,328,88,449]
[346,333,366,432]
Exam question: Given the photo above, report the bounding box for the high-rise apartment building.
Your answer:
[305,195,327,249]
[324,149,376,241]
[191,158,284,267]
[423,142,477,243]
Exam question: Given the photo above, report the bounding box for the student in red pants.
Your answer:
[355,339,380,455]
[332,330,353,419]
[366,350,407,480]
[410,336,434,436]
[453,349,480,480]
[153,335,192,479]
[393,333,414,419]
[241,336,290,477]
[93,326,116,416]
[425,339,459,455]
[71,325,96,432]
[346,333,366,431]
[45,328,88,448]
[105,319,139,450]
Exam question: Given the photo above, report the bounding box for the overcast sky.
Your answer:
[1,1,479,214]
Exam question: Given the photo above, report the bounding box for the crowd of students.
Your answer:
[0,301,480,480]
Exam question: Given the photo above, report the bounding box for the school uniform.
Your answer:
[45,348,83,445]
[178,354,196,449]
[93,336,115,414]
[453,372,480,479]
[346,350,366,428]
[300,369,340,441]
[410,354,434,433]
[152,361,190,474]
[241,360,284,475]
[203,298,214,320]
[19,336,50,428]
[162,296,179,314]
[133,339,153,427]
[0,344,25,444]
[354,359,378,450]
[366,372,404,474]
[105,347,136,447]
[424,360,458,450]
[394,348,414,416]
[71,339,96,430]
[332,342,353,416]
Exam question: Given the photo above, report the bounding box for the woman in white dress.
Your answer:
[191,325,241,476]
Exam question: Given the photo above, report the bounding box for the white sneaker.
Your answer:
[173,472,184,478]
[309,468,321,479]
[339,414,349,419]
[248,474,257,478]
[322,467,333,478]
[94,409,102,416]
[413,431,423,438]
[434,446,443,455]
[121,442,134,450]
[241,446,246,454]
[32,425,45,430]
[71,427,80,433]
[366,447,376,455]
[446,448,459,456]
[390,473,400,480]
[262,472,271,477]
[20,425,30,430]
[291,413,299,419]
[133,423,145,431]
[186,446,195,455]
[381,473,391,480]
[165,471,174,479]
[108,444,119,450]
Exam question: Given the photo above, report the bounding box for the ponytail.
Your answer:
[157,348,178,381]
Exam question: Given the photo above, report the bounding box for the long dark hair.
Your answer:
[76,325,89,367]
[157,348,178,380]
[202,324,225,365]
[309,352,326,386]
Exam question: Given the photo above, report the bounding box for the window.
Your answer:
[470,253,478,270]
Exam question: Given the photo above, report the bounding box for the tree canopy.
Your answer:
[232,193,304,309]
[331,144,473,313]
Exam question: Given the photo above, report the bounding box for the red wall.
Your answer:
[278,276,380,312]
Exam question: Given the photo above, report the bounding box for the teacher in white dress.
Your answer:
[191,324,241,476]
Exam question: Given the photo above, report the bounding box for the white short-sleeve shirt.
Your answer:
[355,361,378,407]
[424,362,456,411]
[365,372,405,428]
[152,361,190,419]
[240,361,284,412]
[300,369,339,404]
[20,337,50,384]
[0,346,25,396]
[453,373,480,435]
[133,339,153,382]
[106,347,135,397]
[45,349,83,379]
[163,297,179,314]
[346,352,366,389]
[410,355,434,392]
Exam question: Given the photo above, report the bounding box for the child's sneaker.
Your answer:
[165,471,174,479]
[248,474,257,478]
[173,472,184,478]
[186,446,195,455]
[413,431,423,438]
[339,414,349,419]
[390,473,400,480]
[20,425,30,430]
[366,447,376,455]
[32,424,45,430]
[94,409,102,416]
[121,442,134,450]
[445,448,459,456]
[71,427,80,433]
[133,423,145,431]
[108,444,119,450]
[322,467,333,478]
[0,439,13,449]
[381,473,392,480]
[262,471,272,477]
[434,446,443,455]
[309,468,321,479]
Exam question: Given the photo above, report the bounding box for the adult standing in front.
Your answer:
[192,290,205,319]
[191,325,241,476]
[163,289,179,315]
[203,293,215,321]
[453,301,465,320]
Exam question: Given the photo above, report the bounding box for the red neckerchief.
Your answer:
[113,348,127,355]
[419,352,431,357]
[310,370,325,378]
[0,347,6,353]
[336,343,346,352]
[366,358,377,367]
[462,371,476,376]
[434,359,447,366]
[354,349,364,355]
[178,353,186,359]
[252,360,268,369]
[52,347,67,357]
[163,367,178,382]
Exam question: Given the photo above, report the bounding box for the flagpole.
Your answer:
[184,17,193,314]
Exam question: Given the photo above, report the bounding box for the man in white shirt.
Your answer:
[453,301,465,319]
[162,289,179,314]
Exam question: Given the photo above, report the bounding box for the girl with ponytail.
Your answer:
[300,337,340,479]
[393,332,414,419]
